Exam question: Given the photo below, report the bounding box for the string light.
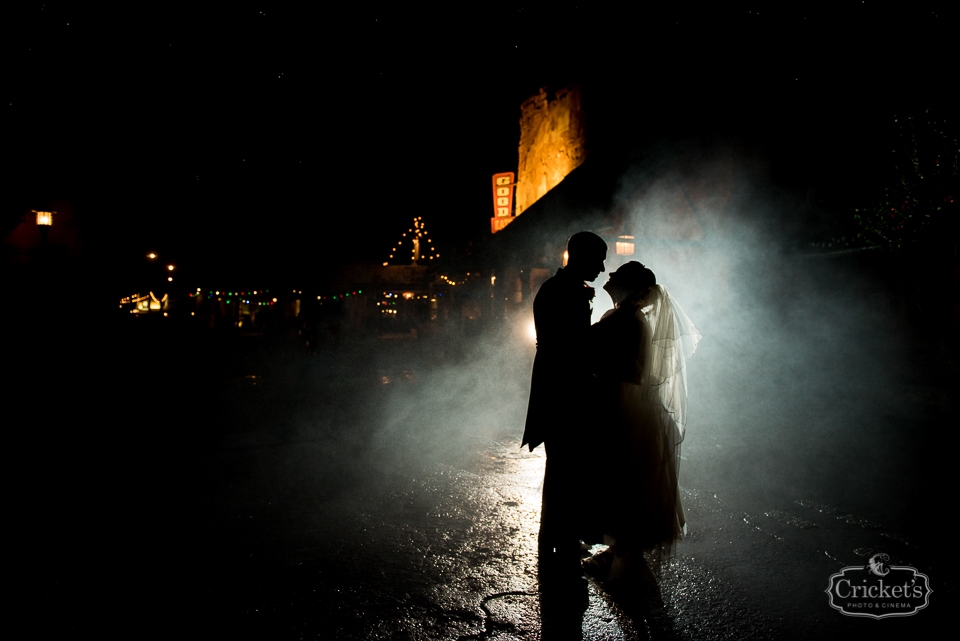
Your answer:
[383,216,440,265]
[318,289,365,300]
[439,274,465,286]
[119,293,151,305]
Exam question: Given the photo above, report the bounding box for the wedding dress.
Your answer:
[590,284,701,553]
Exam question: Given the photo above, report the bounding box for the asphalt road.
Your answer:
[18,322,950,639]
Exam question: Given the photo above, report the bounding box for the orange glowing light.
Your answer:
[34,211,53,226]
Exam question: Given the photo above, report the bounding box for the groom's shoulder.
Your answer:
[537,272,571,295]
[535,271,580,304]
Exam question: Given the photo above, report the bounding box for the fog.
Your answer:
[225,140,943,557]
[600,147,927,528]
[19,139,937,636]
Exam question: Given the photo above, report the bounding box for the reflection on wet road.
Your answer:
[168,333,946,640]
[182,431,944,639]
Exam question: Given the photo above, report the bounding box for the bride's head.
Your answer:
[603,261,656,306]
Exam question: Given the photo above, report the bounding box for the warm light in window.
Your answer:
[35,211,53,226]
[615,241,635,255]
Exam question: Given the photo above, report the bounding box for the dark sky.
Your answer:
[4,2,955,289]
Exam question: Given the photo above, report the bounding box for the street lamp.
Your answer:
[33,210,54,246]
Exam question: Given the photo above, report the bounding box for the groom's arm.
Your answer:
[534,279,590,346]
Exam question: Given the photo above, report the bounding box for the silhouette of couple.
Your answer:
[523,231,700,584]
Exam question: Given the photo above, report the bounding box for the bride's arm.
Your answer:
[588,310,616,378]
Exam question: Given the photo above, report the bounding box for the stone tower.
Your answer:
[515,84,588,216]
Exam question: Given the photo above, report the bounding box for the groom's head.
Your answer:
[566,231,607,282]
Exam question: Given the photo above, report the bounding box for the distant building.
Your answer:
[515,85,589,217]
[472,83,747,327]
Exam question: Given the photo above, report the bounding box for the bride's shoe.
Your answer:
[581,548,615,581]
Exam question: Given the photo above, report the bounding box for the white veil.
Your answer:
[642,285,702,443]
[637,284,700,549]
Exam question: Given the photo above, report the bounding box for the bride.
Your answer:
[584,261,701,581]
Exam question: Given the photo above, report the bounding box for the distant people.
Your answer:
[298,298,321,353]
[582,261,700,583]
[523,231,607,578]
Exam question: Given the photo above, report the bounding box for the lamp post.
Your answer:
[33,210,54,247]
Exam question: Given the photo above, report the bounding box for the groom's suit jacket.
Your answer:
[522,267,593,451]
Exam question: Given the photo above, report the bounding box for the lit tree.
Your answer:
[383,217,439,265]
[852,108,958,249]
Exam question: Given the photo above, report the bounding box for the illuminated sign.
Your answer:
[490,171,516,234]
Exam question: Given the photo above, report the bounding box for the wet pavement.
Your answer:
[20,323,951,639]
[152,329,948,639]
[173,433,947,639]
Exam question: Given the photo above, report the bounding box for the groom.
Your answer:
[523,231,607,576]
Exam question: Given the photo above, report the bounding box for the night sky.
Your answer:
[5,2,955,290]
